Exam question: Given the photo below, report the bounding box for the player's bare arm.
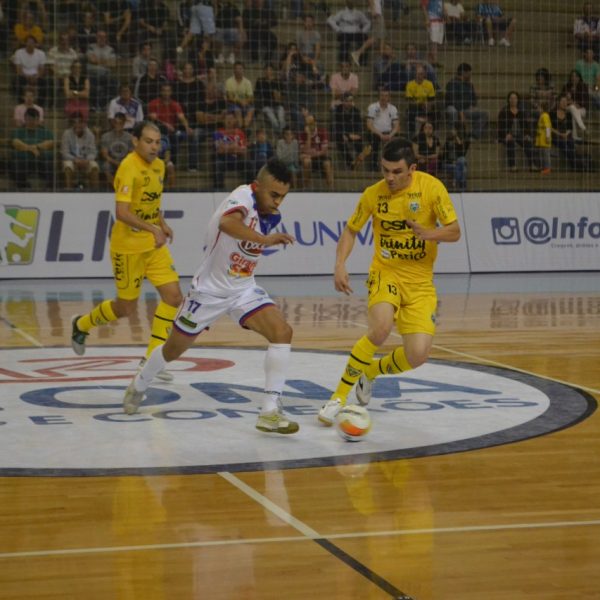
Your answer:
[334,226,357,295]
[115,201,167,247]
[219,211,295,247]
[406,219,461,242]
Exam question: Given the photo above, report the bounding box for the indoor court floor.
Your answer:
[0,272,599,600]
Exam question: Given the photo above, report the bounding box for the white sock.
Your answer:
[261,343,291,414]
[134,345,167,391]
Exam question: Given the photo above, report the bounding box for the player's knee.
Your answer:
[113,299,136,317]
[368,325,392,346]
[406,348,429,368]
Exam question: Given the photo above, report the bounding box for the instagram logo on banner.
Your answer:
[491,217,521,245]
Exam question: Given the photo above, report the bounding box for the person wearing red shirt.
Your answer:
[212,111,251,189]
[299,113,334,189]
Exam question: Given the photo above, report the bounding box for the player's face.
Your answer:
[134,127,162,163]
[254,175,290,215]
[381,158,416,193]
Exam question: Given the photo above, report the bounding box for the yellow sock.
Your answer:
[145,302,178,358]
[364,347,412,379]
[77,300,117,333]
[333,335,378,402]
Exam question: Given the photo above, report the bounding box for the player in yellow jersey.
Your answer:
[70,121,183,381]
[318,137,461,425]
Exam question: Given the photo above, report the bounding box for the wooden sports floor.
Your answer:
[0,272,599,600]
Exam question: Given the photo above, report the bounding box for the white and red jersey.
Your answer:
[190,184,280,296]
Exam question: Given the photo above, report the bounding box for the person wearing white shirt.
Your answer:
[327,1,371,64]
[366,87,400,170]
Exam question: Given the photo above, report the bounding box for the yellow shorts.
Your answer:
[111,245,179,301]
[366,269,437,335]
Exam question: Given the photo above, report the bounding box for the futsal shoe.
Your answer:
[123,380,144,415]
[318,397,344,426]
[256,411,299,434]
[138,357,173,383]
[355,374,372,406]
[70,315,88,356]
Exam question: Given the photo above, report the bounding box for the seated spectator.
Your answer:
[550,94,579,171]
[575,47,600,108]
[275,126,300,187]
[13,9,44,49]
[64,61,91,121]
[373,42,405,91]
[440,125,469,191]
[212,111,251,189]
[284,70,314,132]
[296,14,321,64]
[10,107,54,189]
[76,10,97,55]
[176,0,216,59]
[405,64,437,137]
[497,91,535,171]
[299,113,334,189]
[528,67,556,116]
[561,70,590,140]
[224,61,255,130]
[97,0,132,57]
[254,63,286,134]
[329,61,359,110]
[242,0,278,64]
[13,86,44,127]
[326,1,370,64]
[421,0,445,66]
[135,57,168,110]
[444,0,476,44]
[350,0,384,67]
[214,0,246,65]
[175,62,206,124]
[401,42,437,89]
[61,116,100,190]
[86,29,118,110]
[248,127,274,173]
[137,0,169,61]
[100,112,133,186]
[47,31,79,99]
[195,68,227,140]
[108,83,144,131]
[366,87,400,170]
[132,42,153,81]
[412,120,441,175]
[11,35,48,107]
[476,2,516,47]
[444,62,489,140]
[195,36,216,81]
[332,92,369,169]
[574,2,600,58]
[148,82,201,170]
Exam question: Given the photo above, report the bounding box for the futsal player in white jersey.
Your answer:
[122,158,299,433]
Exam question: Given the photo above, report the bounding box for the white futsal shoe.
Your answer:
[318,397,344,426]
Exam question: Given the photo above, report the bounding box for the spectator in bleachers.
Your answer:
[373,42,405,91]
[225,61,255,130]
[575,47,600,108]
[444,0,475,45]
[148,82,201,170]
[326,1,371,65]
[528,67,556,116]
[242,0,278,64]
[444,62,488,140]
[100,112,133,185]
[573,3,599,58]
[275,126,300,187]
[476,2,516,47]
[197,67,227,138]
[64,61,91,122]
[13,10,44,49]
[76,10,97,55]
[401,42,437,89]
[440,124,469,191]
[248,127,274,174]
[280,42,326,90]
[284,70,314,131]
[296,14,321,64]
[47,32,79,82]
[10,107,54,189]
[176,0,216,58]
[550,94,579,171]
[214,0,246,65]
[174,62,206,130]
[107,83,144,131]
[60,115,100,190]
[329,61,359,110]
[13,86,44,127]
[11,35,48,107]
[212,110,251,189]
[365,86,400,170]
[350,0,385,67]
[86,29,118,110]
[497,91,535,172]
[97,0,132,56]
[132,42,153,80]
[254,63,286,134]
[332,91,368,169]
[137,0,169,61]
[412,120,441,175]
[194,36,216,81]
[299,113,334,189]
[420,0,445,66]
[534,100,552,175]
[405,64,437,137]
[135,56,168,109]
[561,70,590,140]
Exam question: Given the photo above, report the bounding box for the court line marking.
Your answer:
[0,315,44,348]
[1,517,599,559]
[347,320,600,396]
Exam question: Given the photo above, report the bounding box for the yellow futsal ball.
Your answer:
[335,405,372,442]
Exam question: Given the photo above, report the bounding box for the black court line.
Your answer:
[314,537,415,600]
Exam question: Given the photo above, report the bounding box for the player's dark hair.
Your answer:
[132,120,160,139]
[381,137,417,165]
[260,158,292,185]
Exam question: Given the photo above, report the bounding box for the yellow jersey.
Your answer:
[347,171,457,282]
[110,151,166,254]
